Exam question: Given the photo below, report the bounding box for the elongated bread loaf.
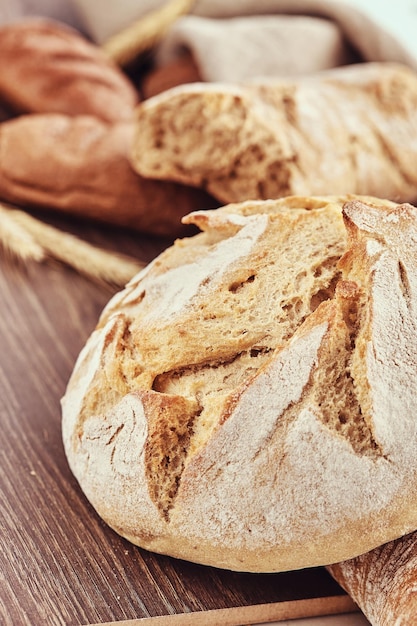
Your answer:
[327,531,417,625]
[62,194,417,573]
[0,113,214,236]
[131,63,417,205]
[0,18,138,123]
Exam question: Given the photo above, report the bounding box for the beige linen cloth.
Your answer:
[0,0,84,31]
[73,0,417,80]
[6,0,417,80]
[154,0,417,81]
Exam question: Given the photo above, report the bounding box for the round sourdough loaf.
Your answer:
[62,195,417,572]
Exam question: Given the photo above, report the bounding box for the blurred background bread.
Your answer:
[131,63,417,208]
[0,18,139,122]
[0,113,215,236]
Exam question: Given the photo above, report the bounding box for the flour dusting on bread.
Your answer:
[62,195,417,573]
[139,213,269,323]
[131,63,417,206]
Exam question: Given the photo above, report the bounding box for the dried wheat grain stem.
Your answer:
[0,203,45,263]
[0,203,144,286]
[102,0,195,67]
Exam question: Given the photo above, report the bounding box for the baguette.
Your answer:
[62,194,417,573]
[0,113,214,236]
[327,531,417,625]
[130,62,417,205]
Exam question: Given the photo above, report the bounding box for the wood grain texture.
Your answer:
[0,215,351,625]
[93,596,358,625]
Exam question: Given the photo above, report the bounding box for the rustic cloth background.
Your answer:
[2,0,417,83]
[153,0,417,81]
[0,0,84,31]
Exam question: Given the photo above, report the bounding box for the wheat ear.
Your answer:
[102,0,195,67]
[0,204,144,286]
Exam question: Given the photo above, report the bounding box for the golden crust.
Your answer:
[0,17,138,122]
[131,63,417,206]
[62,195,417,572]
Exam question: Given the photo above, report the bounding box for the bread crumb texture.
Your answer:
[131,63,417,206]
[62,194,417,572]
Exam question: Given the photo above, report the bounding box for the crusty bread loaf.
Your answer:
[327,531,417,625]
[130,62,417,205]
[0,18,138,123]
[62,194,417,573]
[0,113,214,236]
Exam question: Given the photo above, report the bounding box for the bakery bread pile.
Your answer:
[0,18,213,236]
[4,11,411,620]
[62,194,417,574]
[3,18,417,237]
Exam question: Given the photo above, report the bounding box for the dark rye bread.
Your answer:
[62,195,417,573]
[130,62,417,206]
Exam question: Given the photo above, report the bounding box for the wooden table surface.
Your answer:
[0,214,357,626]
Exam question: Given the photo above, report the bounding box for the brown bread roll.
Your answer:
[62,194,417,573]
[327,531,417,625]
[141,51,203,99]
[0,18,138,123]
[130,62,417,205]
[0,113,214,236]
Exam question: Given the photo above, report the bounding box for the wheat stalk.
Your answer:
[0,203,144,287]
[102,0,195,67]
[0,203,45,262]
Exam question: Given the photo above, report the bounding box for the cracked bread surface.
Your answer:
[62,194,417,572]
[131,62,417,206]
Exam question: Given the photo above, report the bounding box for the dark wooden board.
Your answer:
[0,217,354,626]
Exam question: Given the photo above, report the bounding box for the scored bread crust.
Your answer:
[130,62,417,206]
[0,18,138,122]
[327,530,417,625]
[62,195,417,572]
